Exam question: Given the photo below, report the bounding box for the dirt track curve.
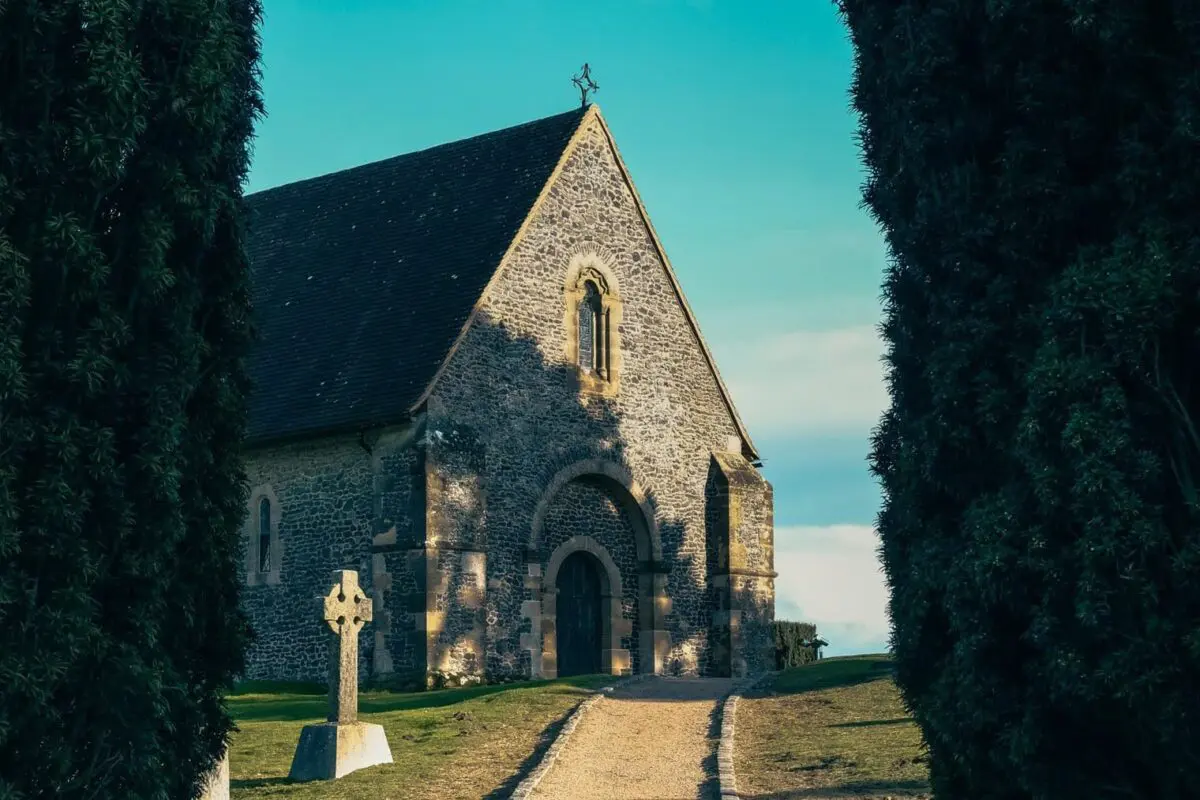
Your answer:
[530,676,732,800]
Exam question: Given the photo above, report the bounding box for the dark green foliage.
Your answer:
[0,1,262,798]
[838,1,1200,797]
[773,621,827,668]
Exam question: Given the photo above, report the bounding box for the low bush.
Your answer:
[773,621,828,669]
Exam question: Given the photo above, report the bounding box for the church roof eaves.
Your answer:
[244,103,761,463]
[243,106,589,446]
[587,109,762,462]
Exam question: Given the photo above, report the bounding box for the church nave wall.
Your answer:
[238,425,423,684]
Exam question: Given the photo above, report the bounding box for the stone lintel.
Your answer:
[726,567,778,579]
[371,526,398,549]
[422,543,488,554]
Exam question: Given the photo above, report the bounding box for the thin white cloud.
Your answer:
[717,325,889,437]
[773,524,890,656]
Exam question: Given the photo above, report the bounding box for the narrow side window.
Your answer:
[258,496,272,573]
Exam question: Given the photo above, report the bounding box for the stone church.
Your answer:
[240,105,775,687]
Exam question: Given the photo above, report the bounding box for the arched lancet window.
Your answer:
[258,496,272,573]
[577,281,604,375]
[565,258,620,394]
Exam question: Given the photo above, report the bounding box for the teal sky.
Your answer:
[248,0,890,656]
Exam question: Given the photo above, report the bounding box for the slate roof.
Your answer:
[244,107,589,444]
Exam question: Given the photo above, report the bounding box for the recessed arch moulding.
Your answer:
[521,458,671,679]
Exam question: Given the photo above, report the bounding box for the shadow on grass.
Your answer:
[756,655,895,699]
[231,679,326,696]
[828,717,911,729]
[480,700,583,798]
[230,777,291,790]
[739,778,931,798]
[230,675,612,723]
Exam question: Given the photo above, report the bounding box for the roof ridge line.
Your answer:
[248,106,589,199]
[245,106,588,444]
[406,106,598,414]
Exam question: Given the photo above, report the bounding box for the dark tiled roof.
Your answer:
[244,107,588,444]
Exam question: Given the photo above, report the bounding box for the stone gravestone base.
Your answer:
[288,721,393,781]
[199,750,229,800]
[287,570,394,782]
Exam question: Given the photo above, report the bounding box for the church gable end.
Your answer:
[422,108,774,681]
[419,107,757,462]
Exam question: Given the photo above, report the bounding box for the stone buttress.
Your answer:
[706,452,776,678]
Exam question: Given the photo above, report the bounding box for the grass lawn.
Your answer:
[735,655,931,799]
[227,674,613,799]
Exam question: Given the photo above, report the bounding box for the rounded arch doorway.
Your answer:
[529,460,670,679]
[555,551,604,677]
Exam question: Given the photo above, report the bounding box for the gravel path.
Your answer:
[530,676,732,800]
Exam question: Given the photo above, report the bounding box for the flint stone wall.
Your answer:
[240,425,423,683]
[427,116,775,680]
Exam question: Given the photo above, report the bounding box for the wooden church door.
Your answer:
[555,551,603,677]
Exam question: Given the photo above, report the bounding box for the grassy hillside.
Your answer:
[226,675,612,799]
[735,655,931,799]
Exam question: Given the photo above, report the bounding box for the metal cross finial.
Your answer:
[571,63,599,108]
[320,570,373,724]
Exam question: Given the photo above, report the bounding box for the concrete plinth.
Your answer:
[199,750,229,800]
[287,721,393,781]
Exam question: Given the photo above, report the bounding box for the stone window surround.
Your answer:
[245,485,282,587]
[562,251,622,398]
[527,458,671,678]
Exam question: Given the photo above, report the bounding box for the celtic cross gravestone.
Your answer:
[288,570,393,781]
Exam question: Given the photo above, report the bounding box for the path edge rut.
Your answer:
[509,674,651,799]
[717,671,777,799]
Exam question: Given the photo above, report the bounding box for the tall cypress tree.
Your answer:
[839,2,1200,797]
[0,2,262,797]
